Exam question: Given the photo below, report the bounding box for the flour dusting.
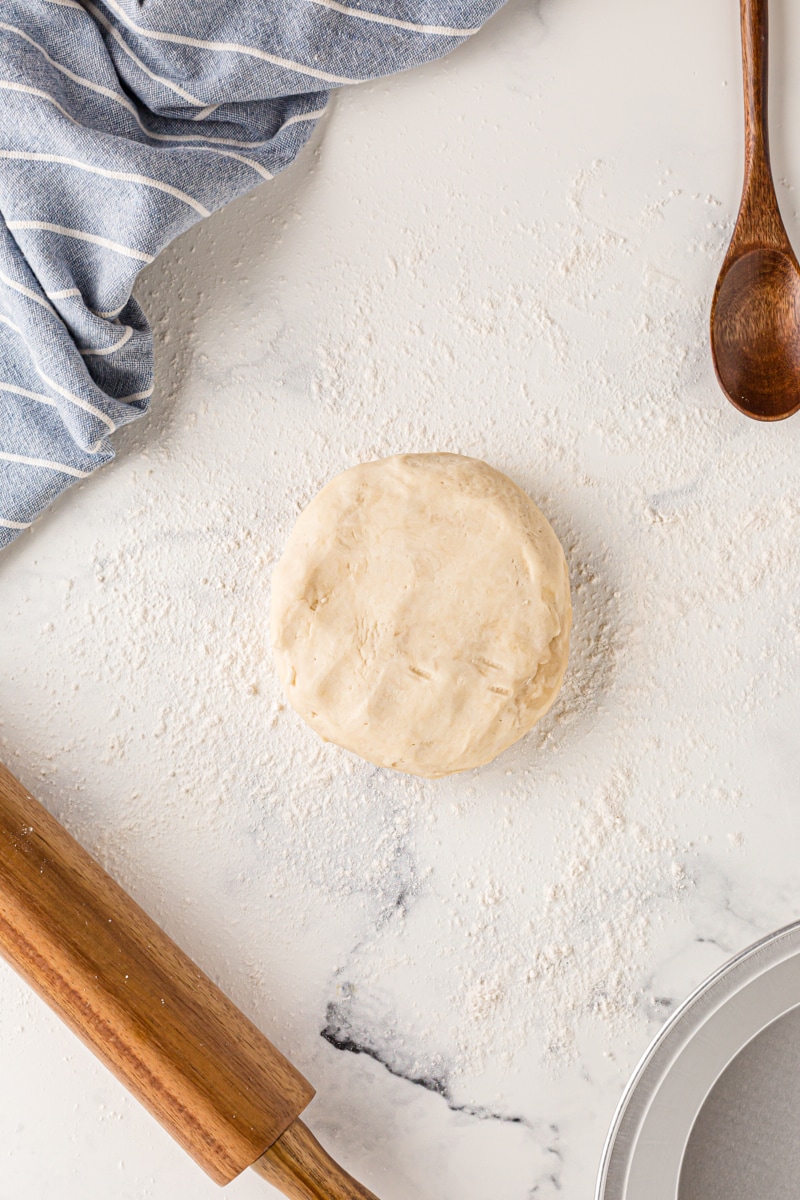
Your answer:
[0,153,790,1126]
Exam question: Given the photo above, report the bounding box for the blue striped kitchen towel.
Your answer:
[0,0,506,549]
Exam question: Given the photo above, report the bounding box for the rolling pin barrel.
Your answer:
[0,762,378,1198]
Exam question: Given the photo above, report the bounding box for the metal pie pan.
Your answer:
[596,918,800,1200]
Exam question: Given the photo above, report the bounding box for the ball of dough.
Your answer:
[270,453,571,778]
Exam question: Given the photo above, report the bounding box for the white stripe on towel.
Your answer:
[79,325,134,357]
[46,288,82,301]
[0,313,22,335]
[0,30,323,173]
[0,343,118,432]
[0,79,80,126]
[0,25,279,150]
[0,380,58,409]
[0,268,57,316]
[93,304,127,319]
[0,150,210,217]
[96,0,362,85]
[308,0,480,36]
[117,385,154,403]
[286,105,328,127]
[7,222,154,264]
[0,450,90,478]
[36,367,117,432]
[81,0,206,105]
[0,72,278,177]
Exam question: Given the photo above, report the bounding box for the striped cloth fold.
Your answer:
[0,0,505,548]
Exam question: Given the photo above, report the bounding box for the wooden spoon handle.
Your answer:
[741,0,769,173]
[738,0,787,246]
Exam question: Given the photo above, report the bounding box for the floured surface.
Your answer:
[2,0,800,1198]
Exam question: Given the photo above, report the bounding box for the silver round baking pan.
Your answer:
[596,918,800,1200]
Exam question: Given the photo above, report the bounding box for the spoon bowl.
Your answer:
[712,247,800,420]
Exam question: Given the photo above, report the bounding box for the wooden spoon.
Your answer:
[0,761,379,1199]
[710,0,800,420]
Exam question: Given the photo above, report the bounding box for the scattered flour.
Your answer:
[1,151,793,1126]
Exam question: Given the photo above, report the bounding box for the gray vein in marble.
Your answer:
[321,1001,531,1127]
[525,1131,563,1198]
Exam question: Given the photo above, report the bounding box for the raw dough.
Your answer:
[270,453,571,778]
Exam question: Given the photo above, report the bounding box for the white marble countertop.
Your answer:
[3,0,800,1196]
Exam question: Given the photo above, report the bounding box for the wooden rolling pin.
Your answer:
[0,761,379,1200]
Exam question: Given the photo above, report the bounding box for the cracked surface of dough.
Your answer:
[270,453,571,777]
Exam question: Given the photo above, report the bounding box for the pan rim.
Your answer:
[595,916,800,1200]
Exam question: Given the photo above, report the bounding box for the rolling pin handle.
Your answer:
[252,1118,381,1200]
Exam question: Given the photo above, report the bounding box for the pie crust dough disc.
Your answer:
[270,453,571,778]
